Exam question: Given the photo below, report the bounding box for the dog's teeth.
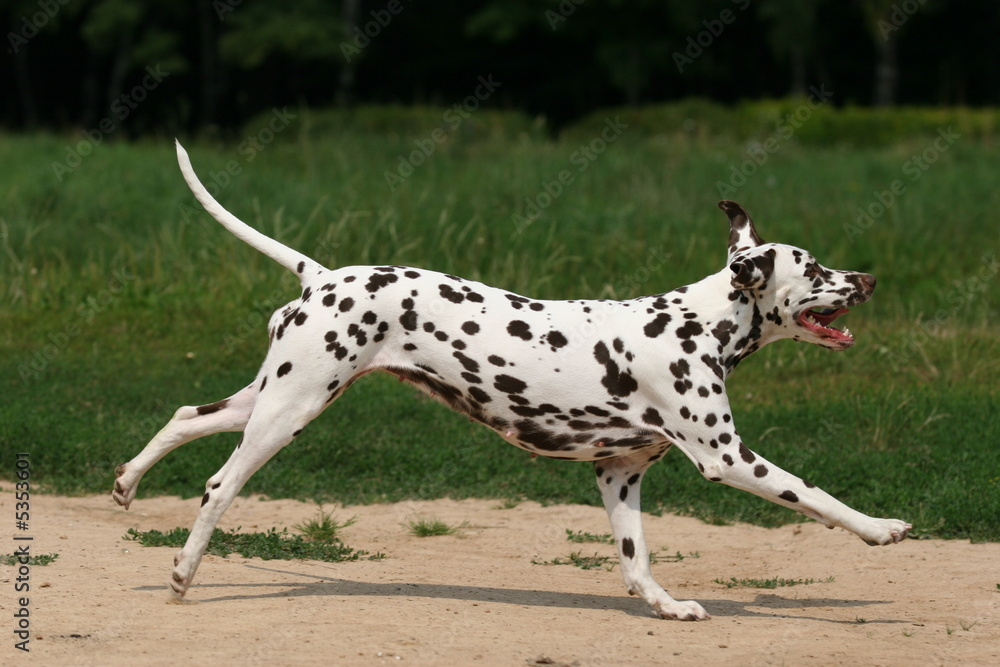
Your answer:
[844,327,851,337]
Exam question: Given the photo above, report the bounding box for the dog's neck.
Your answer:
[669,268,786,377]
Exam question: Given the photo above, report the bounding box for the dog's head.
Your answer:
[719,200,876,351]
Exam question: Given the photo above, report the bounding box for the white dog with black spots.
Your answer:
[113,141,910,620]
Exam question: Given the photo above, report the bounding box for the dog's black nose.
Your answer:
[858,273,876,292]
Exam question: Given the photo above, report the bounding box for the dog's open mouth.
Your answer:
[798,306,854,346]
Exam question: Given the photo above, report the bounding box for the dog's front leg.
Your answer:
[595,453,710,621]
[678,432,911,546]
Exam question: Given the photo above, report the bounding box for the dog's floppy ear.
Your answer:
[729,248,776,291]
[719,200,764,260]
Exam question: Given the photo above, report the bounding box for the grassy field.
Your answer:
[1,107,997,541]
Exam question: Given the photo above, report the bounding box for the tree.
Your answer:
[758,0,824,97]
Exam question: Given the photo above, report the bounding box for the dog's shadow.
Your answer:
[135,563,906,625]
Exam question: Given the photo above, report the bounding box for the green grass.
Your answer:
[0,110,997,542]
[0,553,59,566]
[533,551,617,571]
[123,526,381,562]
[293,506,357,542]
[713,576,835,589]
[406,517,466,537]
[565,529,615,545]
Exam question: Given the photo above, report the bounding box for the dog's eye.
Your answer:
[804,263,820,278]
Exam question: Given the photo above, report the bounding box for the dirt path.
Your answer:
[1,490,997,666]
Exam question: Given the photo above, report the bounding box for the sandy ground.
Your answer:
[1,490,997,667]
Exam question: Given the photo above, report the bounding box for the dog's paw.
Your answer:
[861,518,911,546]
[111,463,138,509]
[112,464,139,509]
[652,599,711,621]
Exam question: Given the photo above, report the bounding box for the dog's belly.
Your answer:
[292,266,674,461]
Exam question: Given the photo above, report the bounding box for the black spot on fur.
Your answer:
[399,310,418,331]
[453,351,480,373]
[593,341,638,397]
[779,490,799,503]
[547,330,568,349]
[339,297,355,312]
[488,355,507,367]
[494,374,527,394]
[197,399,228,416]
[669,359,690,378]
[676,320,704,340]
[439,284,465,304]
[461,321,480,335]
[644,313,672,338]
[622,537,635,559]
[468,386,491,403]
[366,272,399,293]
[642,407,664,426]
[507,320,532,340]
[277,362,292,377]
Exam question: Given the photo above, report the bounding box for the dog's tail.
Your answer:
[175,139,321,279]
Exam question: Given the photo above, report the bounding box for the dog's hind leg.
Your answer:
[167,388,329,599]
[595,451,710,621]
[112,381,259,509]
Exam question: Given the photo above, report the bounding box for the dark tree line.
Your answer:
[3,0,999,134]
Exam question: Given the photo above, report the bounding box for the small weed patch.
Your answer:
[1,553,59,566]
[124,527,382,562]
[713,576,834,589]
[294,507,357,542]
[565,529,614,545]
[533,551,616,571]
[406,517,466,537]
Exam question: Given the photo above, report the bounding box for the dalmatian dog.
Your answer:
[113,140,910,620]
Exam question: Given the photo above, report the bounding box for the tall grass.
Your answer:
[0,110,997,540]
